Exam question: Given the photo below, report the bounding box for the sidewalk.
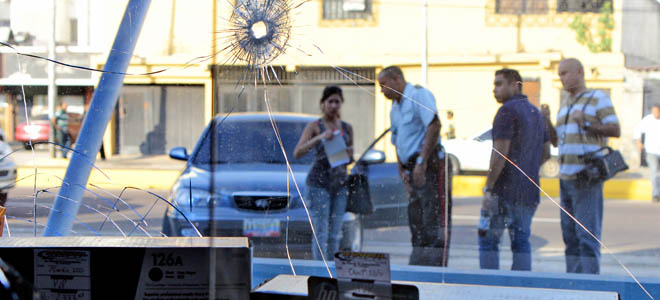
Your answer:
[11,149,185,170]
[10,148,185,190]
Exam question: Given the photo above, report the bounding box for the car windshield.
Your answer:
[191,118,313,166]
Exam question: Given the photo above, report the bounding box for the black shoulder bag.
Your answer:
[346,173,373,214]
[345,129,392,215]
[577,146,628,183]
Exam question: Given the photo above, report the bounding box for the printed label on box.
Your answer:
[334,251,391,282]
[34,249,91,300]
[134,248,250,300]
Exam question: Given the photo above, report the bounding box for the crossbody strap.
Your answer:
[560,92,586,165]
[577,92,598,157]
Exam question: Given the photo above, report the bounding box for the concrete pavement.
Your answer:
[10,148,184,190]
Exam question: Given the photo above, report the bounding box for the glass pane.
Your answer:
[0,0,657,298]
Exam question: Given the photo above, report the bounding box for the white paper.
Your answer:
[34,249,91,300]
[322,130,350,168]
[334,251,391,282]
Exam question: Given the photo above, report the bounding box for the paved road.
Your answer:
[362,196,660,278]
[3,187,170,237]
[4,186,660,280]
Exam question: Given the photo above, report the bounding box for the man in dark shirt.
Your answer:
[479,68,551,271]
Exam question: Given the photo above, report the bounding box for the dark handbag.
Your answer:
[346,173,373,214]
[577,147,629,183]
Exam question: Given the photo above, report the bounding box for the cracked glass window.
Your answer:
[0,0,658,299]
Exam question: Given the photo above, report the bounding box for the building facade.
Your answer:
[7,0,658,164]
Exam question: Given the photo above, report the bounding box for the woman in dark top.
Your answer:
[294,86,354,260]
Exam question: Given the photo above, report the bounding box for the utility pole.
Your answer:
[44,0,151,236]
[421,0,428,86]
[48,0,57,157]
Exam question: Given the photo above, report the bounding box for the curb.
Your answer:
[452,176,652,201]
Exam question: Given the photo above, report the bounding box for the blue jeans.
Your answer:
[305,185,347,261]
[560,179,603,274]
[478,200,537,271]
[55,128,71,158]
[647,153,660,199]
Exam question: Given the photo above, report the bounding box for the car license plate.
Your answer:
[243,219,280,237]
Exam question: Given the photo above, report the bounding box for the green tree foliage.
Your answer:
[569,1,614,52]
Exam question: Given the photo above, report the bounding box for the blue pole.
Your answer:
[44,0,151,236]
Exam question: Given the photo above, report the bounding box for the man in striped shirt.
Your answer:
[546,58,621,274]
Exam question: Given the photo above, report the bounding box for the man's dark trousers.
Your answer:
[407,153,452,266]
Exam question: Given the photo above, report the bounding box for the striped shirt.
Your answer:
[556,89,619,179]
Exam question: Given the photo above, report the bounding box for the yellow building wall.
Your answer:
[92,1,213,60]
[229,0,620,66]
[94,1,625,84]
[90,0,629,161]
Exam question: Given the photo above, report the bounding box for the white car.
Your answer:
[443,128,559,177]
[0,129,17,206]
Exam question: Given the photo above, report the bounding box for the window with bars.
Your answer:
[496,0,549,14]
[0,0,8,27]
[557,0,612,12]
[323,0,372,20]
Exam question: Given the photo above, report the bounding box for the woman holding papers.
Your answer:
[294,85,354,260]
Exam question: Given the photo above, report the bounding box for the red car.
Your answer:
[15,114,51,149]
[15,114,83,149]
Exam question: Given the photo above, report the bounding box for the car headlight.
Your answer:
[173,188,231,208]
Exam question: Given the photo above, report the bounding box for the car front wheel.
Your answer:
[540,157,560,178]
[340,213,362,252]
[161,211,173,237]
[448,154,460,175]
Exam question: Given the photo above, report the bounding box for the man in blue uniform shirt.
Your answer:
[480,68,550,271]
[377,66,452,266]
